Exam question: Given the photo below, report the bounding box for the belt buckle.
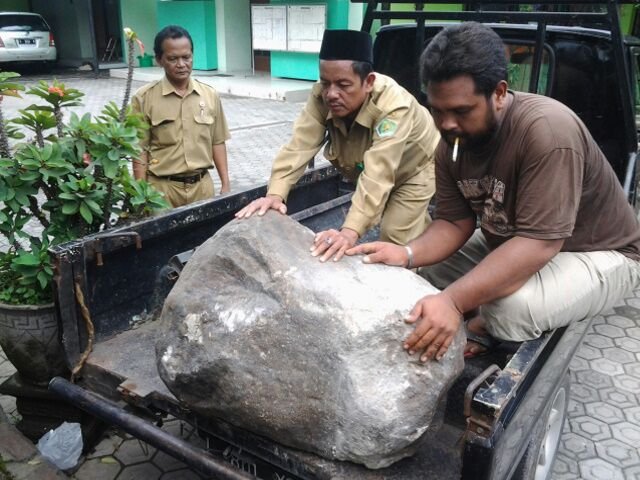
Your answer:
[178,172,202,184]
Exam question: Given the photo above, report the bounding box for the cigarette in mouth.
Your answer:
[452,137,459,162]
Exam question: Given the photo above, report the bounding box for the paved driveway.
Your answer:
[0,73,639,479]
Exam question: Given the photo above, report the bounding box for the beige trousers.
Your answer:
[419,229,640,341]
[148,173,214,208]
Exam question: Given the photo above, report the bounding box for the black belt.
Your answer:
[151,170,207,184]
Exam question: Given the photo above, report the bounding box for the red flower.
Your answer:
[48,86,64,97]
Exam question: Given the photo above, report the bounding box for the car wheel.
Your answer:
[511,371,570,480]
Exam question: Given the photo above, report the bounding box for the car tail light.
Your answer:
[49,33,55,47]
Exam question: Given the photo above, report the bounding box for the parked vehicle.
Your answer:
[0,12,56,70]
[41,1,638,479]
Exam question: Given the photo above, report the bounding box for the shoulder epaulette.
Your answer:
[134,79,162,98]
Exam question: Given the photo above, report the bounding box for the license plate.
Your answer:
[17,39,36,45]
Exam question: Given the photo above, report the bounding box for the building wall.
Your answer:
[367,3,463,32]
[120,0,157,62]
[157,0,218,70]
[3,0,29,11]
[215,0,251,72]
[348,2,364,31]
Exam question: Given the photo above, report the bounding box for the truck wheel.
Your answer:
[511,371,570,480]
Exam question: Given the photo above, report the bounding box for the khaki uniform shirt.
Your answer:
[268,73,440,236]
[132,77,230,177]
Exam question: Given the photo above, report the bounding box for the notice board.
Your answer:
[286,5,326,53]
[251,5,287,51]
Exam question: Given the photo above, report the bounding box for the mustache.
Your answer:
[442,132,464,145]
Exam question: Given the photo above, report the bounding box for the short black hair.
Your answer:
[420,22,507,97]
[351,61,373,82]
[154,25,193,59]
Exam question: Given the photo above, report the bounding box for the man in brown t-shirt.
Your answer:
[347,22,640,362]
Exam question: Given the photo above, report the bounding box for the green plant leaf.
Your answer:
[79,202,93,223]
[36,271,49,289]
[58,192,77,200]
[62,202,79,215]
[18,171,41,182]
[84,198,102,214]
[12,254,41,266]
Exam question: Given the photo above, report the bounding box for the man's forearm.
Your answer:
[133,151,148,180]
[444,236,564,315]
[410,217,476,267]
[212,143,230,188]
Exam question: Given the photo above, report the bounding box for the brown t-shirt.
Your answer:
[435,91,640,261]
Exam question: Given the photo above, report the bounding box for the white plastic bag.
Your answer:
[36,421,83,470]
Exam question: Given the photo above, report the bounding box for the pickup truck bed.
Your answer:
[49,166,589,480]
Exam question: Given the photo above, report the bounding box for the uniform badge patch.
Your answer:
[375,118,398,138]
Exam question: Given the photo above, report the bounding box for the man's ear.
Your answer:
[494,80,509,110]
[364,72,376,93]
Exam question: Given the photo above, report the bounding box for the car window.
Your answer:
[506,43,550,95]
[0,14,49,32]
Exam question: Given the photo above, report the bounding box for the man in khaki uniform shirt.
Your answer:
[237,29,440,262]
[132,25,230,208]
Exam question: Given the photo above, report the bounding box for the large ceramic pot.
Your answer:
[0,302,68,386]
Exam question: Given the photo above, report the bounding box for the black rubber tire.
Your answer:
[511,371,570,480]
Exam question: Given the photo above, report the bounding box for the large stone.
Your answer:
[156,212,465,468]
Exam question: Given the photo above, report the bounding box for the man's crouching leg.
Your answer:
[482,250,640,342]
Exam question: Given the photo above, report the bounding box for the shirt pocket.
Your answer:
[194,113,214,144]
[150,114,179,147]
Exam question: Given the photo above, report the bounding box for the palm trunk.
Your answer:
[0,103,11,158]
[28,196,50,229]
[54,106,64,138]
[120,38,135,122]
[102,180,114,228]
[35,127,44,149]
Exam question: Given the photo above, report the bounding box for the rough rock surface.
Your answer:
[156,212,465,468]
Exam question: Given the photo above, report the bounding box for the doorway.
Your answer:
[250,0,271,73]
[92,0,123,64]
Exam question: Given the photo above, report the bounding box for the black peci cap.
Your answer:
[319,29,373,64]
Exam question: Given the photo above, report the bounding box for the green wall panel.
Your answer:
[3,0,29,11]
[157,0,218,70]
[271,51,318,80]
[120,0,158,64]
[620,4,635,35]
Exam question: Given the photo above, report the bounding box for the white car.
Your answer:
[0,12,56,69]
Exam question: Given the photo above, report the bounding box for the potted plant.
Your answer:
[0,70,168,385]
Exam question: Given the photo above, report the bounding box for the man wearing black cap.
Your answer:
[236,29,440,262]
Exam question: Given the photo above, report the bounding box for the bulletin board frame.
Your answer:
[250,3,326,53]
[250,5,288,51]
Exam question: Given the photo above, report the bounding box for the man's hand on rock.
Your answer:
[235,194,286,219]
[404,293,462,362]
[311,228,358,262]
[346,241,410,267]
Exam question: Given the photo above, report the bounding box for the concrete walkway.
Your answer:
[109,66,314,102]
[0,75,639,480]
